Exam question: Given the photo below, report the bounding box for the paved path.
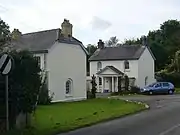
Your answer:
[59,95,180,135]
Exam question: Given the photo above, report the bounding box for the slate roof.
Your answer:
[11,28,88,54]
[97,66,124,75]
[89,45,155,61]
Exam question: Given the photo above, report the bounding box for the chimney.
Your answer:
[142,35,147,46]
[97,39,104,49]
[11,29,22,40]
[61,19,73,38]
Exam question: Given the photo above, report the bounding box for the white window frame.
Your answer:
[35,56,41,68]
[65,78,73,96]
[97,61,102,71]
[124,60,130,71]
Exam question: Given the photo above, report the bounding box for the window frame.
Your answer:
[99,77,102,85]
[35,56,41,68]
[124,60,130,70]
[162,82,169,87]
[145,76,148,86]
[97,61,102,71]
[154,83,162,88]
[65,78,73,96]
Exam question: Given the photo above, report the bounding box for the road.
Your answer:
[59,95,180,135]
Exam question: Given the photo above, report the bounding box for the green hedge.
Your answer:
[156,72,180,87]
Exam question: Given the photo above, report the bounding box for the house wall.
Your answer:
[90,60,139,85]
[47,42,87,102]
[138,47,156,87]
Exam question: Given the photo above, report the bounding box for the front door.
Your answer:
[104,77,111,92]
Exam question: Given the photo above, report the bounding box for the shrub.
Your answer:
[91,75,97,98]
[156,71,180,87]
[130,86,141,94]
[87,91,94,99]
[124,75,129,91]
[110,92,119,96]
[38,85,54,105]
[38,72,54,105]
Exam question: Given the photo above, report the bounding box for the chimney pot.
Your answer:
[98,39,104,49]
[12,29,22,40]
[142,36,147,46]
[61,19,73,38]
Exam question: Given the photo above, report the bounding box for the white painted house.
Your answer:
[11,19,88,102]
[89,40,156,93]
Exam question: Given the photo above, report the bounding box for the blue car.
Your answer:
[141,82,175,95]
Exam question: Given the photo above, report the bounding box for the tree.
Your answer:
[123,38,141,45]
[86,44,97,57]
[7,50,41,128]
[124,75,129,91]
[0,18,10,47]
[91,74,97,98]
[105,36,121,47]
[86,44,97,76]
[122,20,180,71]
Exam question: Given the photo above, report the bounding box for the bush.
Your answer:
[38,72,54,105]
[156,72,180,87]
[110,92,119,96]
[87,91,94,99]
[38,85,54,105]
[130,86,141,94]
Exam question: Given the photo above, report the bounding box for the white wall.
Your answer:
[90,60,138,80]
[138,47,156,87]
[47,42,87,102]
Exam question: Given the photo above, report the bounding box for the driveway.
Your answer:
[59,94,180,135]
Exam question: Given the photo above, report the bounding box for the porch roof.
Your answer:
[97,66,124,75]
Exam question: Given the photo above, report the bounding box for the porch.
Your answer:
[96,66,136,93]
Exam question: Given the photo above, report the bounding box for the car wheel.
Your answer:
[149,91,153,95]
[168,89,173,95]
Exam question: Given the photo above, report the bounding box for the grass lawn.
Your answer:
[6,98,146,135]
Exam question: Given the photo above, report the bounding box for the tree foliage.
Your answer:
[86,44,97,57]
[0,18,10,47]
[91,75,97,98]
[123,20,180,71]
[9,50,41,114]
[105,36,121,47]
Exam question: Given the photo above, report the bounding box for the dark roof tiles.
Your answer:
[89,45,146,61]
[11,28,88,54]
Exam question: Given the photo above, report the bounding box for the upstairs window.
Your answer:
[35,56,41,67]
[97,61,102,71]
[124,60,129,70]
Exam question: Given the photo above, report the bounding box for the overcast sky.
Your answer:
[0,0,180,45]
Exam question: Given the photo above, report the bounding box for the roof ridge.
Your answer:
[23,28,60,35]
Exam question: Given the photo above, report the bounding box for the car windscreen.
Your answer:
[147,83,156,87]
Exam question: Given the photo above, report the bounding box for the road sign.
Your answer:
[0,54,13,75]
[0,53,13,131]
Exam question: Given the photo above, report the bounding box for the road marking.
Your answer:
[159,124,180,135]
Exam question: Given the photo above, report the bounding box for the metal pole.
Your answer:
[5,75,9,131]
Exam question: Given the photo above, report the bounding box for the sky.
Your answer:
[0,0,180,45]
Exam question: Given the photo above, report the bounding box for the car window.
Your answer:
[162,83,169,87]
[148,83,156,87]
[155,83,162,88]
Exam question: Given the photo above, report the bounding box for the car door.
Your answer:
[162,82,169,94]
[153,83,162,94]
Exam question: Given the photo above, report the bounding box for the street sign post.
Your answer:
[0,53,13,131]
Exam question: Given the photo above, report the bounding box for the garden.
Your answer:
[5,98,146,135]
